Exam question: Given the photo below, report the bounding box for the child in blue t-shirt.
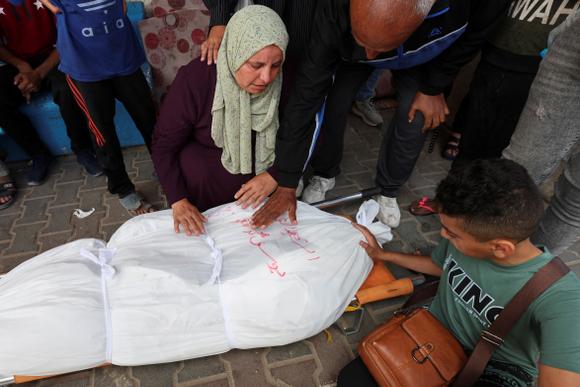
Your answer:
[42,0,155,215]
[340,159,580,387]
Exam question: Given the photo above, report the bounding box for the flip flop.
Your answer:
[0,181,16,196]
[119,192,156,216]
[409,197,438,216]
[0,191,15,210]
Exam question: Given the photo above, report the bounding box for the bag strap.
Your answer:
[452,257,570,387]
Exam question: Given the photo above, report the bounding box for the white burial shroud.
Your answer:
[0,201,391,376]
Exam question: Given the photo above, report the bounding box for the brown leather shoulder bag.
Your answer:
[358,258,569,387]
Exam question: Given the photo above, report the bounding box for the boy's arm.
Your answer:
[353,223,443,277]
[12,49,59,101]
[0,46,31,72]
[538,364,580,387]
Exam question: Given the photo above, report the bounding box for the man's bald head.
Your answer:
[351,0,436,57]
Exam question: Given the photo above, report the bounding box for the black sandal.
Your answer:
[441,132,461,161]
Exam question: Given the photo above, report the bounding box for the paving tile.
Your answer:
[94,366,138,387]
[100,222,124,241]
[101,197,132,226]
[50,182,81,207]
[177,356,227,384]
[135,180,166,208]
[78,189,108,212]
[134,160,157,183]
[266,342,312,364]
[80,174,108,192]
[267,358,319,387]
[308,328,353,385]
[220,349,271,386]
[38,231,74,252]
[70,210,106,241]
[42,205,77,234]
[0,213,19,242]
[3,223,44,256]
[131,362,181,387]
[56,161,85,184]
[16,198,49,225]
[416,214,441,234]
[25,180,57,200]
[344,171,375,190]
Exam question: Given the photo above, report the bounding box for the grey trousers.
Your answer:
[503,12,580,255]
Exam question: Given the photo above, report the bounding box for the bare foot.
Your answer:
[128,200,156,216]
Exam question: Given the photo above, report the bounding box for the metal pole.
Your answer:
[0,376,14,386]
[313,187,381,209]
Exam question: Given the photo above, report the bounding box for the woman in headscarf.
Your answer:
[152,5,289,236]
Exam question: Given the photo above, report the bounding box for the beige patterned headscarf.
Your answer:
[211,5,289,175]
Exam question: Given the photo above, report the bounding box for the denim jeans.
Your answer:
[355,69,384,101]
[503,12,580,255]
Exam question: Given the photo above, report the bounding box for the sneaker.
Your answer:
[377,195,401,228]
[76,150,103,177]
[27,154,53,186]
[295,177,304,198]
[352,98,383,127]
[301,176,336,204]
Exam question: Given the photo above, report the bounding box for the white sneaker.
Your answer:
[295,177,304,198]
[377,195,401,228]
[301,176,336,204]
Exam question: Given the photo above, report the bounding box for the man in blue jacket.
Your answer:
[252,0,510,229]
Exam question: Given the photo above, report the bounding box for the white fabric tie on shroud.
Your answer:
[201,234,238,348]
[80,242,117,362]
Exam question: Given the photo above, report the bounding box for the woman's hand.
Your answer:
[200,25,225,65]
[171,198,207,236]
[352,223,386,261]
[234,172,278,209]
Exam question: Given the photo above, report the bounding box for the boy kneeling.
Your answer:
[346,159,580,386]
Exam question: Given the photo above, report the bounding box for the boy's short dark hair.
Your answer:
[434,159,544,242]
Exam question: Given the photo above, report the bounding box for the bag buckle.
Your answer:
[481,330,504,347]
[411,343,434,364]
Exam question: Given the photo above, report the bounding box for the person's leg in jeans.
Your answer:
[503,12,580,254]
[301,61,373,203]
[46,68,102,176]
[112,69,156,152]
[375,69,429,227]
[352,69,384,127]
[0,64,53,185]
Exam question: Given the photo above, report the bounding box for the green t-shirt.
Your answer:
[430,239,580,386]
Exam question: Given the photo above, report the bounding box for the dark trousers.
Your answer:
[0,62,93,158]
[376,70,429,197]
[308,61,373,178]
[66,69,155,197]
[453,60,535,170]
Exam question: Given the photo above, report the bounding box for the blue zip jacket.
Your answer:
[274,0,510,188]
